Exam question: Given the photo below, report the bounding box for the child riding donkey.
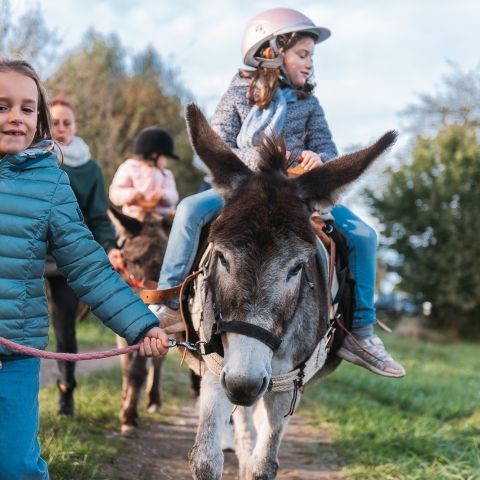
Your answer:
[109,127,181,433]
[150,8,405,378]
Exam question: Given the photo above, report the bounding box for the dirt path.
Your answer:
[41,357,341,479]
[100,401,341,480]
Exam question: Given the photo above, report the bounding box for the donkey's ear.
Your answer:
[108,206,143,237]
[185,103,252,197]
[292,131,397,210]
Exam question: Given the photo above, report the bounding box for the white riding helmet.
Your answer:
[241,8,331,68]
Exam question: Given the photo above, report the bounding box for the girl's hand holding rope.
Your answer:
[139,327,169,357]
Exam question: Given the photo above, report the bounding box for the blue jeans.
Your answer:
[0,356,49,479]
[158,189,224,308]
[158,191,376,327]
[331,205,377,328]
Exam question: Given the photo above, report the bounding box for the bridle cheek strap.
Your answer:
[215,320,282,351]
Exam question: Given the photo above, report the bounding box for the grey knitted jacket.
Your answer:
[210,73,338,170]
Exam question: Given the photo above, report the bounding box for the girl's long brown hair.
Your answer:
[240,32,317,109]
[0,58,52,145]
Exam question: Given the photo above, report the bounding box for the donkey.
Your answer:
[108,208,171,433]
[183,103,396,479]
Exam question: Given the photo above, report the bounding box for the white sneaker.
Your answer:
[148,304,185,334]
[337,334,406,378]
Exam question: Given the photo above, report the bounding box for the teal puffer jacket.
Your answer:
[0,145,158,356]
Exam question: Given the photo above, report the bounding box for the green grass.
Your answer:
[46,314,117,350]
[300,337,480,479]
[39,348,192,479]
[39,369,122,479]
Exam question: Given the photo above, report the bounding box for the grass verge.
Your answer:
[300,336,480,479]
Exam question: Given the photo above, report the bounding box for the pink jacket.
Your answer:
[109,158,179,219]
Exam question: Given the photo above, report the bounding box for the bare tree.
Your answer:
[0,0,60,75]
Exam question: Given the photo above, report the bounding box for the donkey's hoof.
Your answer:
[147,402,161,414]
[120,424,138,436]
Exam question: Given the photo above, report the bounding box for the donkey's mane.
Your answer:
[256,134,288,174]
[210,150,315,250]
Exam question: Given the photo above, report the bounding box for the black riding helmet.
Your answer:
[133,127,179,160]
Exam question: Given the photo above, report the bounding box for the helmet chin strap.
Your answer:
[254,37,295,88]
[255,37,315,90]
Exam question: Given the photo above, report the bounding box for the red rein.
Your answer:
[116,265,148,288]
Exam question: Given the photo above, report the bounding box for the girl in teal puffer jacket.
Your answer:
[0,59,169,480]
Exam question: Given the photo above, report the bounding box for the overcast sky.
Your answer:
[27,0,478,153]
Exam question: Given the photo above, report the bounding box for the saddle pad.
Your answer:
[315,238,337,320]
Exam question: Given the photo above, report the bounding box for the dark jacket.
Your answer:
[62,159,116,252]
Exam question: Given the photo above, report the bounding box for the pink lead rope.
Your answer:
[0,335,140,361]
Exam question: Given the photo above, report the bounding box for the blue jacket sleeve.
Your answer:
[47,171,158,345]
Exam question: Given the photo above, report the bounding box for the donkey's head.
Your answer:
[108,208,169,283]
[186,103,396,406]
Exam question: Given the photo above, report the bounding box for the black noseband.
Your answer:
[211,302,282,352]
[200,302,283,355]
[215,319,282,351]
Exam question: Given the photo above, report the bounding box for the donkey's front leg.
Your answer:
[189,371,232,480]
[247,391,297,479]
[233,406,257,479]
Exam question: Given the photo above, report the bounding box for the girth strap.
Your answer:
[215,320,282,351]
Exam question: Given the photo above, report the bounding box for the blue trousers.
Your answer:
[158,190,377,327]
[0,356,49,479]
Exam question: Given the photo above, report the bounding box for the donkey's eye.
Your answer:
[287,263,303,281]
[217,252,230,272]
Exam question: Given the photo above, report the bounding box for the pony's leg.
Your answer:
[117,336,130,402]
[190,371,201,397]
[246,391,297,480]
[232,406,257,479]
[146,357,164,413]
[189,371,232,480]
[119,352,148,433]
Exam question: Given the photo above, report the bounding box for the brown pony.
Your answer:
[108,208,171,434]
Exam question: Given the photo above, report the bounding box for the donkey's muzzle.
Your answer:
[221,371,270,406]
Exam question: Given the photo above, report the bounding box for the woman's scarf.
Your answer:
[237,87,297,148]
[54,136,91,167]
